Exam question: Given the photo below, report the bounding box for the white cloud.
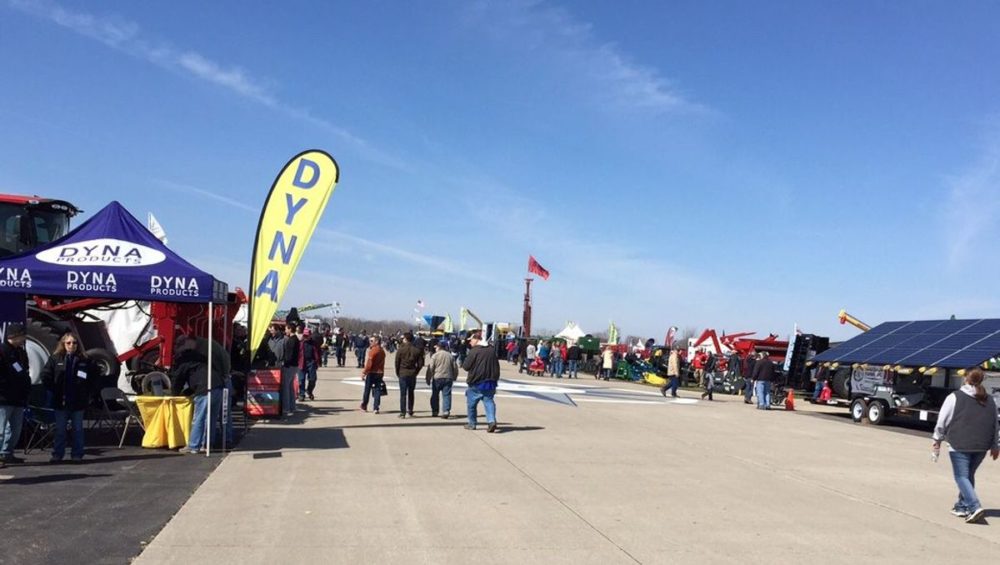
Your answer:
[153,179,515,291]
[464,0,707,115]
[176,52,276,106]
[944,128,1000,268]
[9,0,406,168]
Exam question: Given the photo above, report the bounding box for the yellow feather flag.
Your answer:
[249,150,340,359]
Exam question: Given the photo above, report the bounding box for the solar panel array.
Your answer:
[811,319,1000,369]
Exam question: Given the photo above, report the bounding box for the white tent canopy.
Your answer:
[555,322,586,343]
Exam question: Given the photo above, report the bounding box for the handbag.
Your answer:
[379,380,388,396]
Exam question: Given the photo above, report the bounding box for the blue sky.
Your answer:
[2,0,999,341]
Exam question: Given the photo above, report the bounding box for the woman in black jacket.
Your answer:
[40,334,95,463]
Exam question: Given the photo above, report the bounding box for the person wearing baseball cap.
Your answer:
[1,323,31,466]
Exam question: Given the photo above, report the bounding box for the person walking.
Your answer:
[40,334,95,463]
[171,336,224,454]
[334,329,348,367]
[520,341,536,374]
[426,340,458,418]
[566,342,581,379]
[932,368,999,523]
[354,330,369,368]
[297,328,321,401]
[743,352,757,405]
[700,368,715,401]
[360,336,385,413]
[538,341,551,376]
[463,331,500,432]
[752,352,774,410]
[0,323,30,468]
[281,323,299,414]
[660,348,680,398]
[394,332,423,418]
[600,346,614,381]
[554,341,567,378]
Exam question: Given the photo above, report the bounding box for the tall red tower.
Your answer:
[522,277,533,337]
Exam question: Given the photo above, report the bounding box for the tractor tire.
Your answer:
[866,400,889,426]
[85,347,121,391]
[831,368,852,398]
[25,319,63,385]
[850,398,867,423]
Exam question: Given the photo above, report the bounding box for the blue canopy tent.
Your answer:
[0,201,229,455]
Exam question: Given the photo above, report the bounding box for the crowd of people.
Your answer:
[355,330,501,432]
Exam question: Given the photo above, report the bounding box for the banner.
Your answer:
[460,307,468,331]
[608,321,619,345]
[443,313,454,333]
[249,150,340,359]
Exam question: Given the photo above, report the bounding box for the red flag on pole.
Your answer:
[528,255,550,280]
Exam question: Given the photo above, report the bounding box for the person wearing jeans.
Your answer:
[394,333,423,418]
[932,368,1000,523]
[426,340,457,418]
[171,336,223,453]
[188,389,223,452]
[40,333,94,463]
[566,344,581,379]
[462,332,500,433]
[360,337,385,413]
[751,353,774,410]
[297,328,321,401]
[0,323,30,467]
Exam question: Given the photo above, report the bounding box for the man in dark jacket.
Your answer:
[334,329,348,367]
[462,331,500,433]
[566,343,582,379]
[171,336,223,453]
[281,324,299,415]
[0,323,30,466]
[751,352,774,410]
[354,331,369,368]
[298,328,321,401]
[394,332,424,418]
[743,353,757,405]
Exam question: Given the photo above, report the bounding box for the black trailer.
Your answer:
[810,318,1000,426]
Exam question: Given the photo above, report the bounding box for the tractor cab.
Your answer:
[0,195,80,257]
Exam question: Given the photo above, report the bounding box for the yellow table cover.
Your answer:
[136,396,193,449]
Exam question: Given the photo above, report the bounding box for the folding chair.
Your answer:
[96,387,130,446]
[116,390,146,448]
[22,405,60,454]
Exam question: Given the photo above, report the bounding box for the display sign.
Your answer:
[246,368,282,417]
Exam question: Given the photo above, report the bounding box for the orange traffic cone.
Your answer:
[785,389,795,411]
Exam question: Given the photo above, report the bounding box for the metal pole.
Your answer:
[206,302,213,457]
[222,309,228,453]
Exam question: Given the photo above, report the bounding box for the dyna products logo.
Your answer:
[36,238,166,267]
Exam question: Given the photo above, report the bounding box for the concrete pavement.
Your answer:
[135,361,1000,564]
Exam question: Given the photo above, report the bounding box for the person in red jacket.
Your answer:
[298,328,322,401]
[360,337,386,413]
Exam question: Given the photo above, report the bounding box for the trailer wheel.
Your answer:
[866,400,888,426]
[850,398,867,422]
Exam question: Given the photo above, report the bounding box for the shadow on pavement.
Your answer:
[2,472,115,485]
[240,427,349,452]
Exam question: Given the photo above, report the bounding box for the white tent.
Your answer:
[555,322,586,344]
